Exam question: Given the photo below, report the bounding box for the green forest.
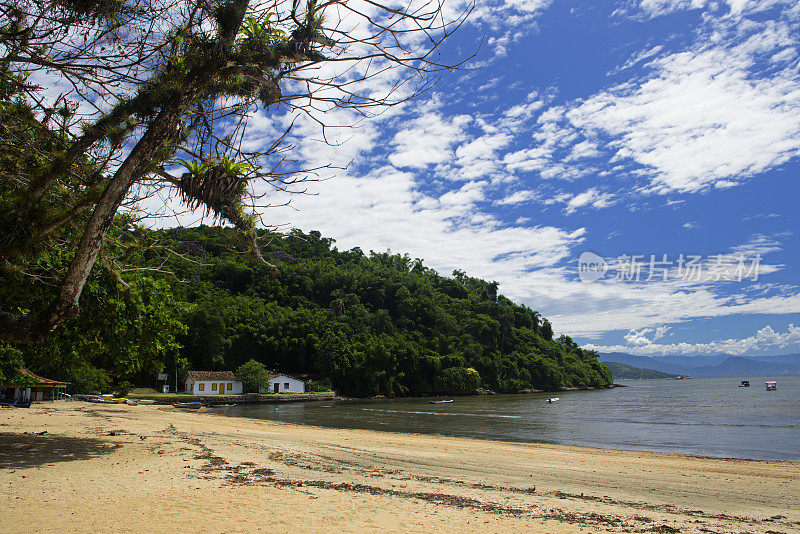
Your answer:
[1,226,612,396]
[601,362,678,380]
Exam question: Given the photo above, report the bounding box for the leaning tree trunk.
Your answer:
[0,0,252,343]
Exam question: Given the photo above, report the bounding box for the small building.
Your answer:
[260,373,305,394]
[0,368,69,404]
[184,371,243,395]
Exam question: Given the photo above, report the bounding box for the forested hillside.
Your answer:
[3,226,611,396]
[602,362,677,379]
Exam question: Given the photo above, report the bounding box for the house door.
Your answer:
[273,383,279,394]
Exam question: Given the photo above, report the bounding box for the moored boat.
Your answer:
[765,381,777,391]
[739,380,750,387]
[547,398,560,403]
[174,401,203,409]
[429,400,453,404]
[0,401,31,408]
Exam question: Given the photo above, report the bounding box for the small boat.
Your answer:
[0,401,31,408]
[765,381,777,391]
[547,398,560,403]
[739,380,750,387]
[126,399,139,405]
[174,402,203,409]
[112,397,127,404]
[136,399,156,404]
[209,404,237,408]
[86,395,112,403]
[429,400,454,404]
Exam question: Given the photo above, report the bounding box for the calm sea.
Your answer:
[219,375,800,461]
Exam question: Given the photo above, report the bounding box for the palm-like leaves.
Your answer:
[175,156,251,221]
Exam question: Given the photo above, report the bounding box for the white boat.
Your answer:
[429,400,453,404]
[547,398,559,403]
[765,381,777,391]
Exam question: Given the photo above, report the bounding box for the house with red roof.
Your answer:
[0,368,69,404]
[184,371,243,395]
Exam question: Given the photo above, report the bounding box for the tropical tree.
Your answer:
[235,358,270,393]
[0,0,471,342]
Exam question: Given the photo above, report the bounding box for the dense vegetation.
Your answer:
[602,362,677,380]
[3,226,612,396]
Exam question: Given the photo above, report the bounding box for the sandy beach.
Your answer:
[1,402,798,533]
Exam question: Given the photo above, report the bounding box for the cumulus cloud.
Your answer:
[586,323,800,355]
[566,5,800,194]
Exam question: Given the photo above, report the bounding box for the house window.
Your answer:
[227,383,233,391]
[199,383,204,392]
[212,383,217,391]
[284,383,290,389]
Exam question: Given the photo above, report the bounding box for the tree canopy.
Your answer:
[7,226,611,396]
[236,358,270,393]
[0,0,471,342]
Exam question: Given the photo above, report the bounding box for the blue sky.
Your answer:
[160,0,800,357]
[252,0,800,357]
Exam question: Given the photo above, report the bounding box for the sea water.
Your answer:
[220,375,800,461]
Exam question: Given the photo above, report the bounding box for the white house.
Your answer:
[184,371,243,395]
[260,373,305,394]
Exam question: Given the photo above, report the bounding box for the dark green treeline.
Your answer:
[7,227,611,396]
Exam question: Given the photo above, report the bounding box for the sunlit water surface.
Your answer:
[218,375,800,461]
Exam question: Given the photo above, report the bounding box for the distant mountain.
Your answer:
[598,353,800,377]
[650,354,730,367]
[599,353,682,374]
[680,357,800,378]
[603,362,678,379]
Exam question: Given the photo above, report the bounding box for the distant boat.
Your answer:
[209,404,237,407]
[547,398,560,403]
[174,402,203,409]
[739,380,750,387]
[765,381,777,391]
[429,400,453,404]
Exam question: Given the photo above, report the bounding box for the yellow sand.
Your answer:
[1,402,798,533]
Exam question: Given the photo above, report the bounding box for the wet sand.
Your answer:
[1,402,798,533]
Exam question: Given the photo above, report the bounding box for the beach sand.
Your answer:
[1,402,798,533]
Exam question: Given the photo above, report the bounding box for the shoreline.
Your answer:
[214,409,800,464]
[2,402,799,533]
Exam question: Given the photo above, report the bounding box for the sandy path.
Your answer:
[1,402,798,533]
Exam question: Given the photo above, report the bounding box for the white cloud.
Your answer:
[635,0,787,18]
[587,323,800,355]
[564,188,616,214]
[566,9,800,194]
[496,189,539,205]
[389,111,472,169]
[623,325,672,346]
